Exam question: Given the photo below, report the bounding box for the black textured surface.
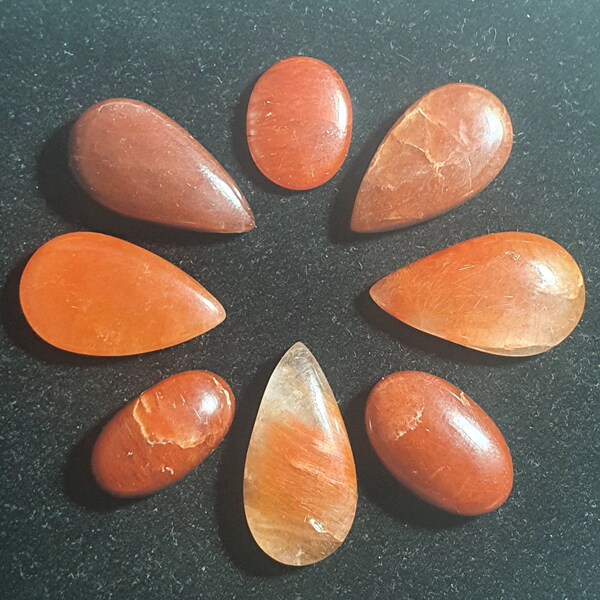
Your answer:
[1,1,599,598]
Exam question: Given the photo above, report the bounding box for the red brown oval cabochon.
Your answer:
[92,371,235,497]
[365,371,513,516]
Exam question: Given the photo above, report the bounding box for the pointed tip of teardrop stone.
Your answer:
[70,98,256,233]
[287,340,310,355]
[351,83,513,232]
[19,232,226,356]
[244,343,357,566]
[370,232,585,356]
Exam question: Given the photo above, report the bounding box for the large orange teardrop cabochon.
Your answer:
[20,232,226,356]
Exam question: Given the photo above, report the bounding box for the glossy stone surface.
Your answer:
[244,343,357,566]
[247,56,352,190]
[351,83,513,232]
[371,232,585,356]
[20,232,225,356]
[92,371,234,497]
[70,98,255,233]
[365,371,513,516]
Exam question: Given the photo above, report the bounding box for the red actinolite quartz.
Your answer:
[92,371,235,497]
[370,232,585,356]
[244,343,357,566]
[351,83,513,232]
[19,232,225,356]
[366,371,513,516]
[247,56,352,190]
[70,98,255,233]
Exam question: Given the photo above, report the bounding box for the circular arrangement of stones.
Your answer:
[17,56,586,567]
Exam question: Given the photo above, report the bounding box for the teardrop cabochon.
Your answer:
[244,342,357,566]
[70,98,255,233]
[351,83,513,232]
[19,232,226,356]
[370,232,585,356]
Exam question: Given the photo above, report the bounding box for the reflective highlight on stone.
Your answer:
[244,343,357,566]
[247,56,352,190]
[70,98,255,232]
[92,371,235,497]
[20,232,225,356]
[370,232,585,356]
[351,83,513,232]
[366,371,513,515]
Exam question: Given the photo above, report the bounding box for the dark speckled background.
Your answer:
[1,1,599,598]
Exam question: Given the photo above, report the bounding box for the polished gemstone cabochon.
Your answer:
[70,98,255,233]
[19,232,226,356]
[247,56,352,190]
[244,343,357,566]
[92,371,235,497]
[370,232,585,356]
[366,371,513,516]
[351,83,513,232]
